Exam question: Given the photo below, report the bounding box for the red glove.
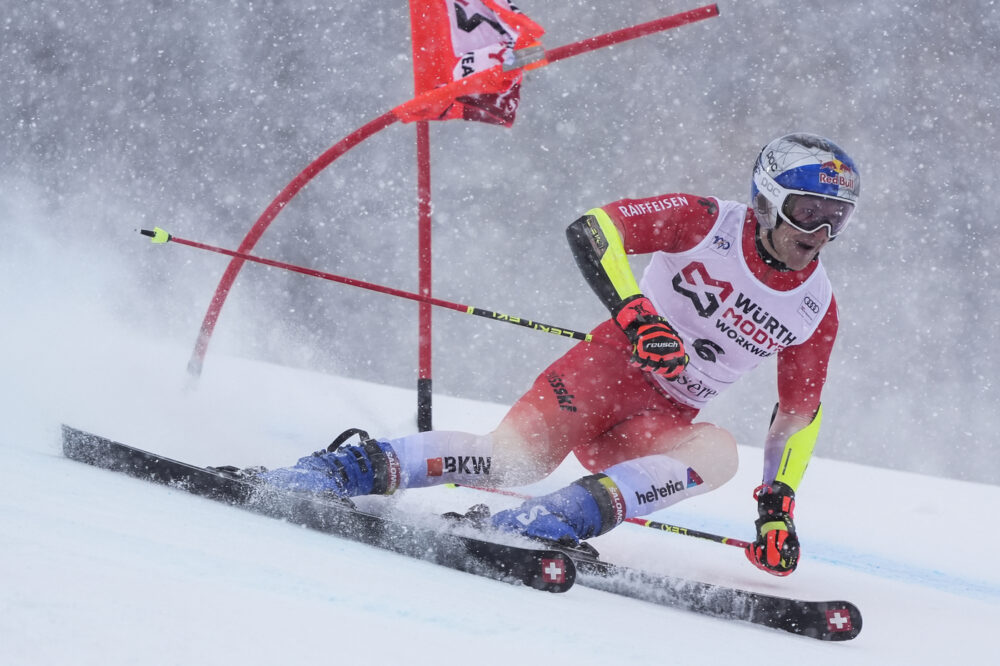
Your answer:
[613,296,688,379]
[745,482,800,576]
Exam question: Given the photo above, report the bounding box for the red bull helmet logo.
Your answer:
[818,160,857,193]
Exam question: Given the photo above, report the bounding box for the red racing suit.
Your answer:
[496,193,837,482]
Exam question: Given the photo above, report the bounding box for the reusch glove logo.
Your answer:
[671,261,734,318]
[645,340,680,351]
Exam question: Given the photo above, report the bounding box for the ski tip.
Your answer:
[60,424,107,465]
[61,423,88,452]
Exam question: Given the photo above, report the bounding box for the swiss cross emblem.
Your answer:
[541,558,566,583]
[426,458,443,476]
[825,608,853,632]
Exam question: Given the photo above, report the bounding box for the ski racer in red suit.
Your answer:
[245,133,861,577]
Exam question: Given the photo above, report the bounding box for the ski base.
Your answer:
[61,425,575,593]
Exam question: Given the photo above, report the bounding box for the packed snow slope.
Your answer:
[2,336,999,666]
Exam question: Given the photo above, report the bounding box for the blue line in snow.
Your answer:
[807,544,1000,603]
[643,515,1000,603]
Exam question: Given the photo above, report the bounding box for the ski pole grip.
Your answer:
[140,227,172,244]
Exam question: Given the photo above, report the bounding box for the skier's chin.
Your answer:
[780,243,819,270]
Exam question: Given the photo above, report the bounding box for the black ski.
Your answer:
[568,553,861,641]
[61,425,575,593]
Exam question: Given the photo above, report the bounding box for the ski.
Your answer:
[61,425,575,593]
[568,553,861,641]
[62,424,861,637]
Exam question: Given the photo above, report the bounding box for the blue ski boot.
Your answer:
[490,474,625,547]
[258,428,401,498]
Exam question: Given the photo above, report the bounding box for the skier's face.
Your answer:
[765,221,832,271]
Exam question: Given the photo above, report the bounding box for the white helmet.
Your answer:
[750,133,861,238]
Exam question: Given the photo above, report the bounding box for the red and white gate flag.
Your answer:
[402,0,545,126]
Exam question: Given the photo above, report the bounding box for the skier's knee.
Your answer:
[670,423,738,491]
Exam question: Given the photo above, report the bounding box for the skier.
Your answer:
[244,133,860,577]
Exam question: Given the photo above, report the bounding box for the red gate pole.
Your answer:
[408,0,449,432]
[184,3,720,391]
[416,120,433,431]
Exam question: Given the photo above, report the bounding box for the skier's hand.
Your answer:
[614,296,688,379]
[745,482,799,576]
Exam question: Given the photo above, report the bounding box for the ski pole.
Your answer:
[627,516,750,549]
[449,483,750,550]
[140,227,593,343]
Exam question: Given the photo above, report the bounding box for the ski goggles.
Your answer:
[778,193,855,238]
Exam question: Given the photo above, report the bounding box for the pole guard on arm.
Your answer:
[772,404,823,493]
[566,210,643,312]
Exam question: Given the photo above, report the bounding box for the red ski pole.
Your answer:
[141,227,594,344]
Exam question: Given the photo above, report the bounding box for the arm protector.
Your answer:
[762,403,822,493]
[566,208,642,314]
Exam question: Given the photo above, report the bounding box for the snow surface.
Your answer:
[3,331,999,666]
